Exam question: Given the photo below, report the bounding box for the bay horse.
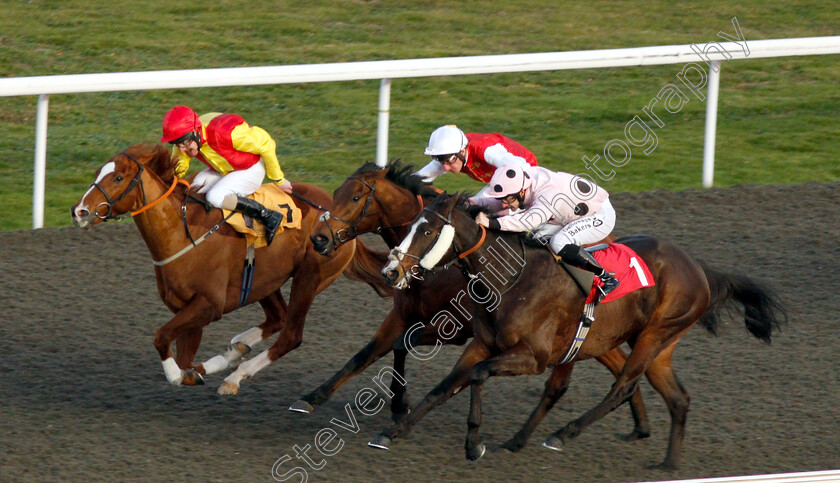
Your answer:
[295,161,654,442]
[372,192,786,469]
[70,143,390,394]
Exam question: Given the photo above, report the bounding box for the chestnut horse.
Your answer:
[295,161,653,441]
[71,143,390,394]
[373,192,786,469]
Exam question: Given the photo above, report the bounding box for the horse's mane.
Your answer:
[353,159,440,197]
[129,143,179,185]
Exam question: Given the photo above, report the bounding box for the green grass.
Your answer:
[0,1,838,230]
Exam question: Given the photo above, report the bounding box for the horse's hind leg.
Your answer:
[640,343,689,470]
[196,291,289,376]
[501,362,575,453]
[543,325,693,464]
[597,347,651,441]
[219,251,346,395]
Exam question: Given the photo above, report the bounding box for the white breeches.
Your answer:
[530,199,616,252]
[192,161,266,208]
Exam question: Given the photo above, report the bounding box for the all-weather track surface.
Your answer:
[1,182,837,482]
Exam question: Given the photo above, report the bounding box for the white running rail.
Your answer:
[2,36,839,227]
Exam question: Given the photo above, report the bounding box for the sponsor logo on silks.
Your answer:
[567,221,593,237]
[593,218,603,227]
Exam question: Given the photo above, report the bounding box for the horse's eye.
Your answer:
[424,230,432,236]
[114,175,123,183]
[352,196,361,202]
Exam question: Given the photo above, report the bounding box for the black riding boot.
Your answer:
[558,244,620,299]
[235,196,284,245]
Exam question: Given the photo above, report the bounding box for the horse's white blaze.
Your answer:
[397,216,426,253]
[76,161,117,216]
[231,326,262,347]
[419,224,454,270]
[383,216,427,275]
[162,357,183,384]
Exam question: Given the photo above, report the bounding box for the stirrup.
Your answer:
[597,274,619,298]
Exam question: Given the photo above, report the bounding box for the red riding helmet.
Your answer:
[160,106,202,143]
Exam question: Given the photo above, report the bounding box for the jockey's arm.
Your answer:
[494,202,551,233]
[230,124,285,184]
[415,160,447,182]
[482,143,530,169]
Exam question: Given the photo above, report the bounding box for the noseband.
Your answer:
[90,151,182,220]
[391,205,487,283]
[90,152,147,220]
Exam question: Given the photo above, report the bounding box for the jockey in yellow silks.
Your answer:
[160,106,292,245]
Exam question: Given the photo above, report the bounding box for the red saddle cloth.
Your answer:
[585,243,655,304]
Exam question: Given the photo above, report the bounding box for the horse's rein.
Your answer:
[131,177,189,217]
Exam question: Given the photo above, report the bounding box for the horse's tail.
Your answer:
[697,261,788,343]
[343,238,394,299]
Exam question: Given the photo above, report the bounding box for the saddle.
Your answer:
[222,184,302,248]
[548,242,656,364]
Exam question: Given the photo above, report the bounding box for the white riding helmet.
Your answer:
[424,125,468,156]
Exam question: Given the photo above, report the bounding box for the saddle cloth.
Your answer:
[584,243,656,304]
[222,184,302,248]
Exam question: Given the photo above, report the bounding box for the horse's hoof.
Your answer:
[542,435,564,452]
[500,438,526,453]
[289,400,315,414]
[648,461,678,471]
[217,381,240,395]
[619,429,651,442]
[466,443,486,461]
[230,342,252,356]
[367,434,392,450]
[181,370,205,386]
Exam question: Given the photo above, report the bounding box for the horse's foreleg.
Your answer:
[291,309,407,414]
[154,296,219,385]
[597,346,652,441]
[464,343,542,461]
[196,292,288,376]
[389,342,410,421]
[368,339,491,451]
[501,362,575,453]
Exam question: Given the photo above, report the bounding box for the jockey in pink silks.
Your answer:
[473,164,620,297]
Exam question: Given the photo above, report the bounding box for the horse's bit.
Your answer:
[90,152,147,220]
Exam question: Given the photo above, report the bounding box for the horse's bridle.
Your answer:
[391,205,488,282]
[90,152,147,220]
[90,151,183,221]
[320,176,422,250]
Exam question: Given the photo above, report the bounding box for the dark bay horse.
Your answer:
[71,143,390,394]
[295,161,653,442]
[374,192,786,469]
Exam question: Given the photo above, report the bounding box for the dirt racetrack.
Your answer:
[1,182,838,482]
